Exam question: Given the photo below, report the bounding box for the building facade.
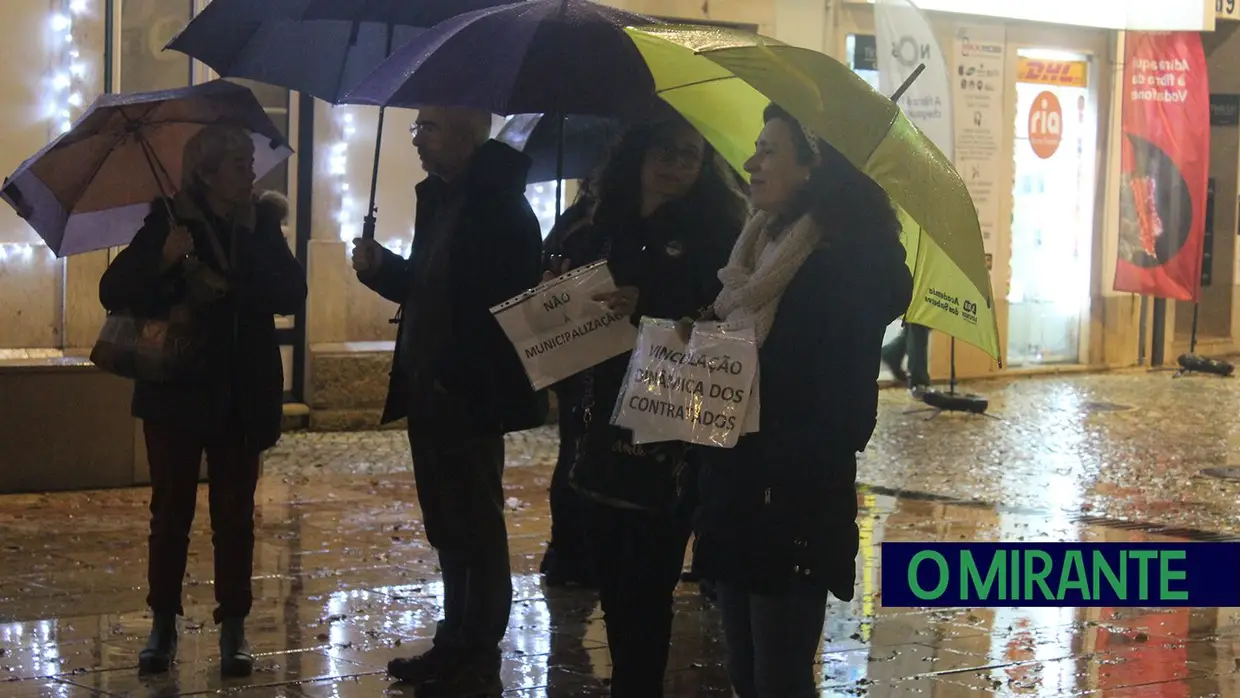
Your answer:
[0,0,1234,430]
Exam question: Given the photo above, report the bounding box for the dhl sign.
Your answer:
[1016,58,1089,88]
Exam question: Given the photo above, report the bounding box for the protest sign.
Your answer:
[491,261,637,391]
[612,318,759,449]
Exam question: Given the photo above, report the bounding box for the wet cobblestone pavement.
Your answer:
[3,370,1240,696]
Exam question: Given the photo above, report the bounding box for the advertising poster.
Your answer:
[952,24,1008,270]
[1114,32,1210,302]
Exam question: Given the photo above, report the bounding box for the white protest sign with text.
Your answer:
[611,319,758,449]
[491,261,637,391]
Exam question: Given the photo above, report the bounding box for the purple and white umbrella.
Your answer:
[1,80,292,257]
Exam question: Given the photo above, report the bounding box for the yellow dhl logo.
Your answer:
[1017,58,1088,88]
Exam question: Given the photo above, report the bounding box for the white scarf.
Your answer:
[712,210,821,346]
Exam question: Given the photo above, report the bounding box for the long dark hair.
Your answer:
[586,116,747,229]
[763,103,900,248]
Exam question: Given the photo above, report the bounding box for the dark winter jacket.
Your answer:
[98,191,307,453]
[692,224,913,600]
[360,139,547,434]
[544,193,744,507]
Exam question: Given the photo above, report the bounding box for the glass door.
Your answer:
[1007,50,1097,366]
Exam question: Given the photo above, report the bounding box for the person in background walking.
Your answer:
[882,322,930,396]
[352,105,545,696]
[98,125,307,678]
[544,115,746,697]
[692,104,912,697]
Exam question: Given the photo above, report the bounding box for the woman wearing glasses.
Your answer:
[540,115,746,696]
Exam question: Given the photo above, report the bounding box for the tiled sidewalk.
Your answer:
[2,369,1239,696]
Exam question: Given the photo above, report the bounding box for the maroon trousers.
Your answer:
[143,421,260,623]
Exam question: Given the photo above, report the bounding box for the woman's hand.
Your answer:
[542,256,571,283]
[592,286,639,316]
[159,225,194,270]
[675,317,695,344]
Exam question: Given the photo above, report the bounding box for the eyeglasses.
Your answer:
[409,122,439,140]
[650,143,702,170]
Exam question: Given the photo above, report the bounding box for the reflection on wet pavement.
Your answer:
[3,371,1240,696]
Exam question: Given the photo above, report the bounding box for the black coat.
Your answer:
[361,140,546,434]
[98,192,308,453]
[692,227,913,600]
[543,194,743,506]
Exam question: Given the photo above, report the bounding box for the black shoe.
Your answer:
[883,357,909,385]
[138,613,178,675]
[219,617,253,678]
[415,652,502,697]
[388,646,459,685]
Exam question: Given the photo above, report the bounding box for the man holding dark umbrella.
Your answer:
[352,106,545,695]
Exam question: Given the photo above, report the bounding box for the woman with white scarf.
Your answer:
[690,104,913,697]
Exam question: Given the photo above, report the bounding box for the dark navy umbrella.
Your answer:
[497,113,625,184]
[342,0,663,118]
[202,0,512,25]
[0,81,291,257]
[165,1,432,104]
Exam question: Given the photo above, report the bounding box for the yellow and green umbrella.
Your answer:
[623,24,1001,361]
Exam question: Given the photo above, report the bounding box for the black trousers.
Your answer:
[144,420,260,624]
[407,416,511,652]
[586,501,693,698]
[545,405,591,570]
[882,323,931,387]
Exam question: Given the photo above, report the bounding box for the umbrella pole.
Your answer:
[949,337,957,395]
[552,0,568,226]
[362,23,396,242]
[554,112,566,224]
[362,108,386,241]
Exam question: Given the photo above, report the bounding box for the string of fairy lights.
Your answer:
[0,0,94,260]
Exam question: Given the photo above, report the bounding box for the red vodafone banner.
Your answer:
[1115,32,1210,302]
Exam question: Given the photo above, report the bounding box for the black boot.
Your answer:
[219,617,253,678]
[138,613,178,675]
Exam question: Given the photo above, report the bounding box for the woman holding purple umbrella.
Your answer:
[98,125,306,677]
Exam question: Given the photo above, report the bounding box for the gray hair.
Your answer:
[180,125,254,192]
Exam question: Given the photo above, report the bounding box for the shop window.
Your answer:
[846,34,882,92]
[119,0,193,92]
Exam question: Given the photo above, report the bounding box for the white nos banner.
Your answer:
[491,261,637,391]
[612,319,759,449]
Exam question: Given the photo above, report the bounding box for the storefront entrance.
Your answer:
[1006,50,1099,366]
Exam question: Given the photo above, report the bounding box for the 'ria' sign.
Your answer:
[1028,91,1063,159]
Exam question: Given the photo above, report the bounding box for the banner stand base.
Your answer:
[902,338,1001,420]
[905,389,1001,421]
[1174,353,1235,378]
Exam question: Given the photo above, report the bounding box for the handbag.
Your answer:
[568,364,691,511]
[90,215,233,383]
[90,303,208,382]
